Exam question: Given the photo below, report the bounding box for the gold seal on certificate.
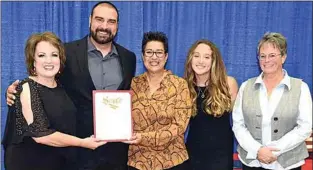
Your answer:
[93,90,132,141]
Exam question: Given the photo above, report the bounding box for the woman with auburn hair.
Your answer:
[2,32,106,170]
[184,39,238,170]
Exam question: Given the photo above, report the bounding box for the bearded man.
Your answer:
[62,2,136,169]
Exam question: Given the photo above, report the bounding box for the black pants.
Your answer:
[77,147,128,170]
[128,160,191,170]
[94,163,127,170]
[242,164,301,170]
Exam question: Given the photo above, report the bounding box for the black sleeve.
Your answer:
[16,79,56,138]
[2,79,56,148]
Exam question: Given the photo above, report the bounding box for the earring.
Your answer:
[32,67,37,75]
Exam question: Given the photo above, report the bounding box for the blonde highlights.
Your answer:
[184,40,231,117]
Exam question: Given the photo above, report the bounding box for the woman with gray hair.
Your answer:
[232,32,312,170]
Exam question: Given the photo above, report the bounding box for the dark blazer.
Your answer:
[59,36,136,168]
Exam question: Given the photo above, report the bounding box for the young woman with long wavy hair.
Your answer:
[184,39,238,170]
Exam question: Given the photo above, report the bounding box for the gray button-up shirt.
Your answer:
[87,37,123,90]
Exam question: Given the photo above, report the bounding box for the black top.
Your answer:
[2,78,77,170]
[186,86,234,170]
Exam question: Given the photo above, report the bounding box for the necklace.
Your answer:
[197,87,205,98]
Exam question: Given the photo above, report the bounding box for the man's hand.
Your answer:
[257,146,280,164]
[6,80,19,106]
[123,133,142,144]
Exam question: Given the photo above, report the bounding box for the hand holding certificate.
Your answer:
[122,133,142,144]
[93,90,133,141]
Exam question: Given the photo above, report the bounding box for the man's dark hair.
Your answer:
[91,1,119,22]
[142,31,168,53]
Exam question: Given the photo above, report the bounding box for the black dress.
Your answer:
[2,78,77,170]
[186,86,234,170]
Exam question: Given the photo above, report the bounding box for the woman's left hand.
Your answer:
[257,146,279,164]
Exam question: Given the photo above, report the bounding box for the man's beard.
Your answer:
[90,28,116,44]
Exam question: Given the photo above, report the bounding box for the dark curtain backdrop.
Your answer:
[1,1,312,169]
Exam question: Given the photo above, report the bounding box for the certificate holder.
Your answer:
[93,90,132,141]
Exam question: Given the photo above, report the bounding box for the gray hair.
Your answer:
[257,32,287,56]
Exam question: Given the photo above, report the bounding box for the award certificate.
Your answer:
[93,90,132,141]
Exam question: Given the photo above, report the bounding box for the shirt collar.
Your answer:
[87,36,118,56]
[254,69,291,90]
[142,70,172,88]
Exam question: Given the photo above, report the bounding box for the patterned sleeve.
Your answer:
[15,79,55,138]
[139,79,192,147]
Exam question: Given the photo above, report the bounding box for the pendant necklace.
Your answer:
[198,87,205,98]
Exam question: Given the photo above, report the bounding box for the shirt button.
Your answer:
[274,129,278,133]
[274,117,278,121]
